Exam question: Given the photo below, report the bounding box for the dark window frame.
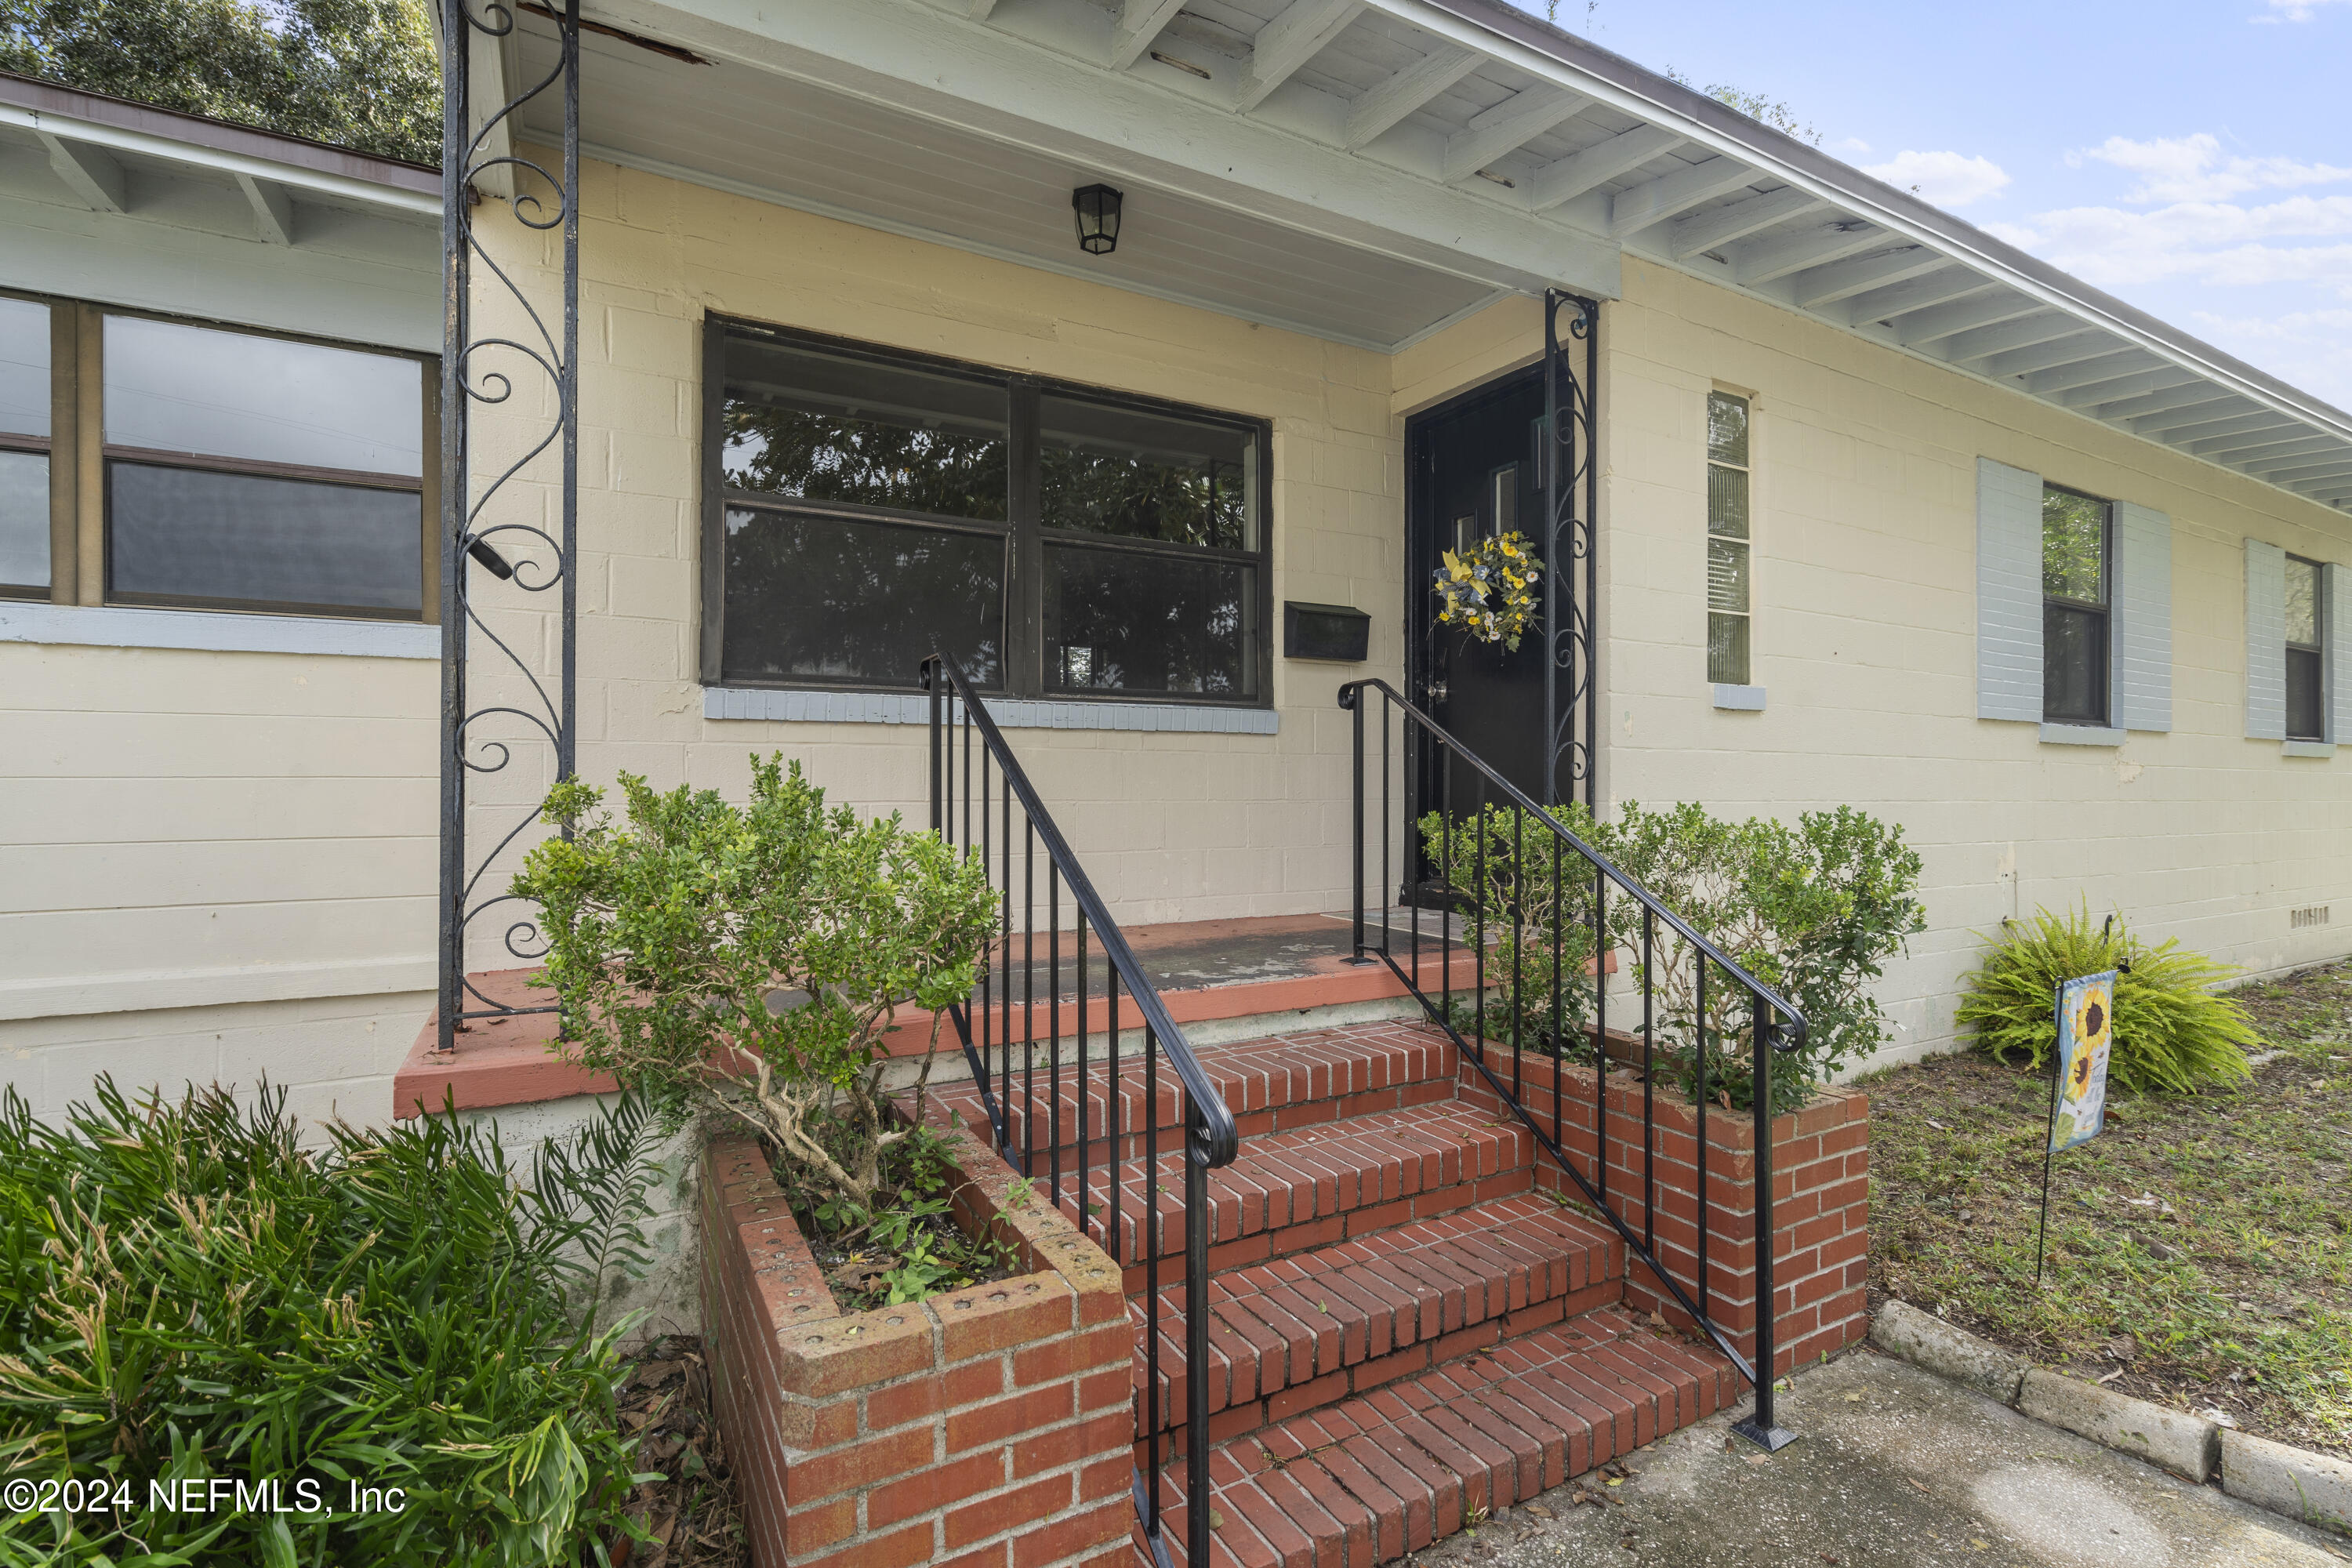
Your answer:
[0,285,439,620]
[2042,481,2112,728]
[700,314,1274,706]
[2285,552,2325,742]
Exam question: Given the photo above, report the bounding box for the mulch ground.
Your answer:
[609,1334,747,1568]
[1862,957,2352,1459]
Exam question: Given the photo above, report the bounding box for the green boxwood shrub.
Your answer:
[1419,798,1925,1112]
[0,1080,662,1567]
[1955,904,2259,1094]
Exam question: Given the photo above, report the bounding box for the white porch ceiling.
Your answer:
[492,0,2352,512]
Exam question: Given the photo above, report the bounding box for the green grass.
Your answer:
[1864,958,2352,1458]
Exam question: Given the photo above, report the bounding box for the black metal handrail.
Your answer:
[1338,676,1809,1449]
[921,653,1238,1566]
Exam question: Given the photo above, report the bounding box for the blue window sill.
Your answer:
[703,687,1279,734]
[0,600,437,659]
[2283,739,2335,759]
[1711,684,1766,711]
[2039,724,2126,747]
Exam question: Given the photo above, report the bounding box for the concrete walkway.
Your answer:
[1417,1347,2347,1568]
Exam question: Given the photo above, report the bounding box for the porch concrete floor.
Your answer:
[1421,1347,2346,1568]
[986,909,1478,1001]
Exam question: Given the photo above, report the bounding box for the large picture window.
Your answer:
[0,291,434,618]
[2042,484,2111,726]
[706,321,1268,702]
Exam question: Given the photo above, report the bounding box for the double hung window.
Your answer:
[2042,485,2111,726]
[709,321,1267,702]
[2286,554,2325,742]
[0,291,434,618]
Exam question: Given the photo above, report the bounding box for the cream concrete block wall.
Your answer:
[1398,258,2352,1069]
[453,151,1407,938]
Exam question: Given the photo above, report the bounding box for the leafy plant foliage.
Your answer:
[515,754,999,1210]
[1956,903,2259,1094]
[1421,799,1924,1112]
[0,0,439,164]
[0,1079,660,1566]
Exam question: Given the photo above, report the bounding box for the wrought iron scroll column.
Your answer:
[1541,290,1599,812]
[437,0,581,1049]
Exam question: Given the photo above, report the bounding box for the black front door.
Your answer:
[1407,369,1549,841]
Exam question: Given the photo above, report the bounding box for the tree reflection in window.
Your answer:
[1045,546,1253,696]
[722,508,1004,687]
[1039,394,1249,550]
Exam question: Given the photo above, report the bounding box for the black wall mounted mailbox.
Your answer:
[1283,601,1370,662]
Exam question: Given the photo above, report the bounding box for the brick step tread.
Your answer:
[1054,1099,1536,1272]
[931,1022,1457,1157]
[1140,1306,1738,1568]
[1130,1192,1625,1439]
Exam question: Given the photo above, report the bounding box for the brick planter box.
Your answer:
[700,1123,1133,1568]
[1457,1044,1869,1377]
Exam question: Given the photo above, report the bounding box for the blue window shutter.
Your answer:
[2245,539,2286,741]
[2111,502,2172,732]
[2330,562,2350,746]
[1976,457,2042,720]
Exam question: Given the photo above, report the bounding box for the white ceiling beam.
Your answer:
[1235,0,1363,114]
[2192,429,2339,462]
[235,172,295,245]
[2024,349,2159,397]
[1342,46,1479,149]
[1526,123,1681,212]
[1667,187,1822,260]
[2053,366,2201,410]
[1606,156,1754,238]
[1731,222,1883,287]
[965,0,1000,16]
[2100,388,2238,426]
[1440,87,1593,184]
[1940,310,2082,365]
[1980,333,2123,379]
[34,130,125,212]
[2135,405,2273,440]
[1790,248,1942,311]
[1109,0,1188,71]
[2255,456,2352,482]
[1894,290,2042,347]
[1836,267,1984,328]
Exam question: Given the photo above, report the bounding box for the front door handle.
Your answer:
[1425,680,1448,705]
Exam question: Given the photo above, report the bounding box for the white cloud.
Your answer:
[2255,0,2350,20]
[1861,150,2011,209]
[2071,132,2352,203]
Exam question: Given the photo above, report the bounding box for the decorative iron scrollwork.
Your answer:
[1541,289,1599,811]
[436,0,580,1048]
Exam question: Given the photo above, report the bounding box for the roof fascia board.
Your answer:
[1369,0,2352,449]
[593,0,1617,298]
[0,101,438,216]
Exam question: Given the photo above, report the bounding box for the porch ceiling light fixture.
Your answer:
[1072,183,1123,256]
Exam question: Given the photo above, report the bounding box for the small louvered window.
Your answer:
[1706,391,1751,685]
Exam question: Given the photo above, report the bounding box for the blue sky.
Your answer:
[1515,0,2352,410]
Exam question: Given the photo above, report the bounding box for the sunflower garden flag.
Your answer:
[2049,970,2117,1152]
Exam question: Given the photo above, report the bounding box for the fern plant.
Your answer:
[1955,904,2259,1094]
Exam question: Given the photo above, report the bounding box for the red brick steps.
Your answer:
[1131,1193,1623,1439]
[1044,1019,1750,1568]
[1145,1305,1737,1568]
